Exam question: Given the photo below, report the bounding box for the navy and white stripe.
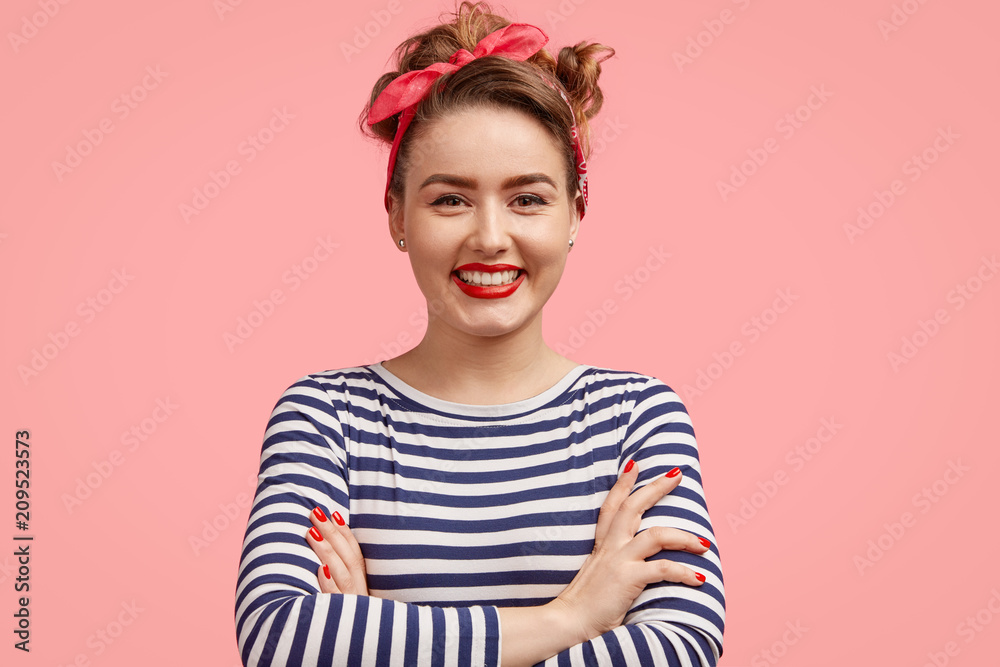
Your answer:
[235,362,725,666]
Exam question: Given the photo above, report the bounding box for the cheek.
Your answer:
[545,257,569,279]
[531,252,568,285]
[407,242,455,289]
[530,235,570,266]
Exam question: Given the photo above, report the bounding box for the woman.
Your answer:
[235,3,725,665]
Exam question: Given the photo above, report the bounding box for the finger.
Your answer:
[606,467,685,543]
[310,507,368,593]
[623,525,713,561]
[316,563,341,594]
[634,557,708,588]
[305,523,362,594]
[595,459,640,547]
[312,508,367,584]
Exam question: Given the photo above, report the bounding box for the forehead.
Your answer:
[408,107,565,181]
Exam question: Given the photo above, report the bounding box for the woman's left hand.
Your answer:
[305,506,370,595]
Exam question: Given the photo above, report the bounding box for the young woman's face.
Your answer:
[393,106,580,341]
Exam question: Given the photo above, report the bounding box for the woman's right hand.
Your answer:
[549,462,712,644]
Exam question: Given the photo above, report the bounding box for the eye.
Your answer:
[430,195,465,207]
[514,194,549,208]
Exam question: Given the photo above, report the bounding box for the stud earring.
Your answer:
[398,238,405,249]
[568,238,575,249]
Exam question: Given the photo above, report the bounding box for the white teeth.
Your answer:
[457,269,520,286]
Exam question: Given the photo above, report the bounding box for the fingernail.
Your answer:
[699,537,711,548]
[313,507,327,522]
[666,467,681,478]
[624,459,635,473]
[323,564,331,579]
[309,526,323,541]
[695,572,706,582]
[333,511,345,526]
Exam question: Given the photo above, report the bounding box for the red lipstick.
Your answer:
[455,263,521,272]
[452,263,525,299]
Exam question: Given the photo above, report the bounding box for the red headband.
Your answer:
[366,22,589,218]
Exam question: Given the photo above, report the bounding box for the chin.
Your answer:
[458,321,522,338]
[465,310,541,336]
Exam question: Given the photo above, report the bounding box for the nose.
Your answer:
[466,198,512,255]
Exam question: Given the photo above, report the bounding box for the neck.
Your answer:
[387,310,571,403]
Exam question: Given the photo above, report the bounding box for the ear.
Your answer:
[387,193,404,244]
[569,192,582,241]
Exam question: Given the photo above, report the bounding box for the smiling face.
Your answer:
[389,105,581,340]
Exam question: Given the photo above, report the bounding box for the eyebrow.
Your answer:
[418,173,559,191]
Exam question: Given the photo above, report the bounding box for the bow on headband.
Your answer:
[367,22,589,218]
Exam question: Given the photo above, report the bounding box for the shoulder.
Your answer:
[576,364,684,405]
[268,364,383,414]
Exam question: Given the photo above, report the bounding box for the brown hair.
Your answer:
[358,1,615,214]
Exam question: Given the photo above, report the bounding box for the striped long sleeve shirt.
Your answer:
[235,362,725,666]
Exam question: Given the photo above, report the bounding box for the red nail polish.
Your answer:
[333,511,345,526]
[624,459,635,473]
[666,467,681,478]
[699,537,711,548]
[695,572,706,582]
[323,564,331,579]
[309,526,323,541]
[313,507,327,522]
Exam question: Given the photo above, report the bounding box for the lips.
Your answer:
[451,263,526,299]
[453,263,523,286]
[455,268,522,286]
[454,263,522,273]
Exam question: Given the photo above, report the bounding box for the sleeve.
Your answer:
[234,375,502,666]
[537,376,726,666]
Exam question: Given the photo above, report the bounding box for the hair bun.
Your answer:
[554,41,615,157]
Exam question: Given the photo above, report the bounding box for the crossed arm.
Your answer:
[235,374,725,666]
[306,463,716,666]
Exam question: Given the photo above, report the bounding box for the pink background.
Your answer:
[3,0,999,665]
